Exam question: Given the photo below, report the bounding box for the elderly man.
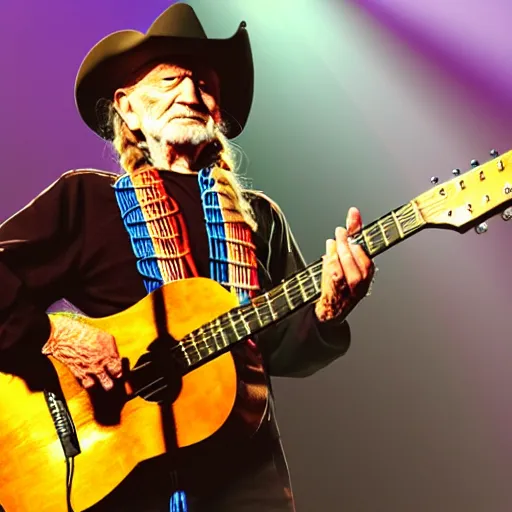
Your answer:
[0,3,373,511]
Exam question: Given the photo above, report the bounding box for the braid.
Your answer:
[214,130,258,232]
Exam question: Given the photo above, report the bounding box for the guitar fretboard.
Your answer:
[351,201,425,257]
[174,201,426,370]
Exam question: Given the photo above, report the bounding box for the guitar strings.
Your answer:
[127,263,323,399]
[127,277,320,400]
[134,262,322,371]
[166,221,390,360]
[128,276,320,399]
[174,263,323,360]
[129,228,371,375]
[123,205,419,397]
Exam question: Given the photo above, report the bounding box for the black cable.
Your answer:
[66,457,75,512]
[44,391,81,512]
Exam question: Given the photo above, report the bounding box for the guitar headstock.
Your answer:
[415,149,512,233]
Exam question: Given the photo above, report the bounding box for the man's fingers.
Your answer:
[79,366,118,391]
[349,241,373,281]
[106,358,123,378]
[335,227,361,292]
[96,371,114,391]
[81,375,95,389]
[346,207,362,236]
[323,238,344,287]
[316,209,377,322]
[345,208,374,281]
[326,237,338,257]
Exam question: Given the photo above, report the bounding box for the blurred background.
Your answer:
[2,0,512,510]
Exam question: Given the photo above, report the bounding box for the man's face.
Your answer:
[116,58,221,146]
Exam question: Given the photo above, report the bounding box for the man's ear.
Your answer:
[113,89,141,131]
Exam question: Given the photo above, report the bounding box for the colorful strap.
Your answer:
[198,167,259,304]
[113,169,198,293]
[113,166,261,510]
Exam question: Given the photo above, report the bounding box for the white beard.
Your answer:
[159,116,218,146]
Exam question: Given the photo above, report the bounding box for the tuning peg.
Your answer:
[490,149,499,158]
[430,176,439,184]
[470,159,480,167]
[502,207,512,221]
[474,222,488,234]
[452,169,461,176]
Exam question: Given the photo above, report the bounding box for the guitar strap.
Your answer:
[113,165,265,512]
[112,166,260,301]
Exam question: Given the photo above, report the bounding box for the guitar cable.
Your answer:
[44,390,80,512]
[65,456,75,512]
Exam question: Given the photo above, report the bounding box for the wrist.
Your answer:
[313,307,350,346]
[314,301,347,325]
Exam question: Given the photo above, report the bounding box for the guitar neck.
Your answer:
[352,200,426,258]
[178,200,426,371]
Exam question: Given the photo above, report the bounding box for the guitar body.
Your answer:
[0,278,266,512]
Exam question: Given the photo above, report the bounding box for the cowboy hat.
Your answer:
[75,2,253,140]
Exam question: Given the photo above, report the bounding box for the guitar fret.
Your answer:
[265,294,278,321]
[202,327,216,358]
[252,303,264,327]
[229,312,249,338]
[252,296,274,324]
[362,229,373,255]
[297,275,308,301]
[217,317,229,348]
[211,319,221,351]
[268,290,293,319]
[239,311,250,332]
[384,214,401,245]
[192,330,206,359]
[307,266,321,294]
[377,220,390,246]
[180,341,192,366]
[241,306,261,333]
[193,328,203,358]
[204,336,214,356]
[410,201,425,230]
[391,211,405,238]
[282,281,294,309]
[366,224,383,254]
[227,314,239,338]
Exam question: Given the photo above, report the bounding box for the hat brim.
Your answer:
[75,25,253,140]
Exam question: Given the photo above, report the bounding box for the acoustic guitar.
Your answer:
[0,149,511,511]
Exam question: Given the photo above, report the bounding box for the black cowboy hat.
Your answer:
[75,2,253,140]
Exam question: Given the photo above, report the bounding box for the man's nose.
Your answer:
[176,76,202,105]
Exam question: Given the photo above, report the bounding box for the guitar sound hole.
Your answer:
[129,350,183,404]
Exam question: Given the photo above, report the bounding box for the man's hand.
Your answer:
[315,207,375,323]
[43,315,123,391]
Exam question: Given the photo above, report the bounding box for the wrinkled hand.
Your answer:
[315,207,375,323]
[42,315,123,391]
